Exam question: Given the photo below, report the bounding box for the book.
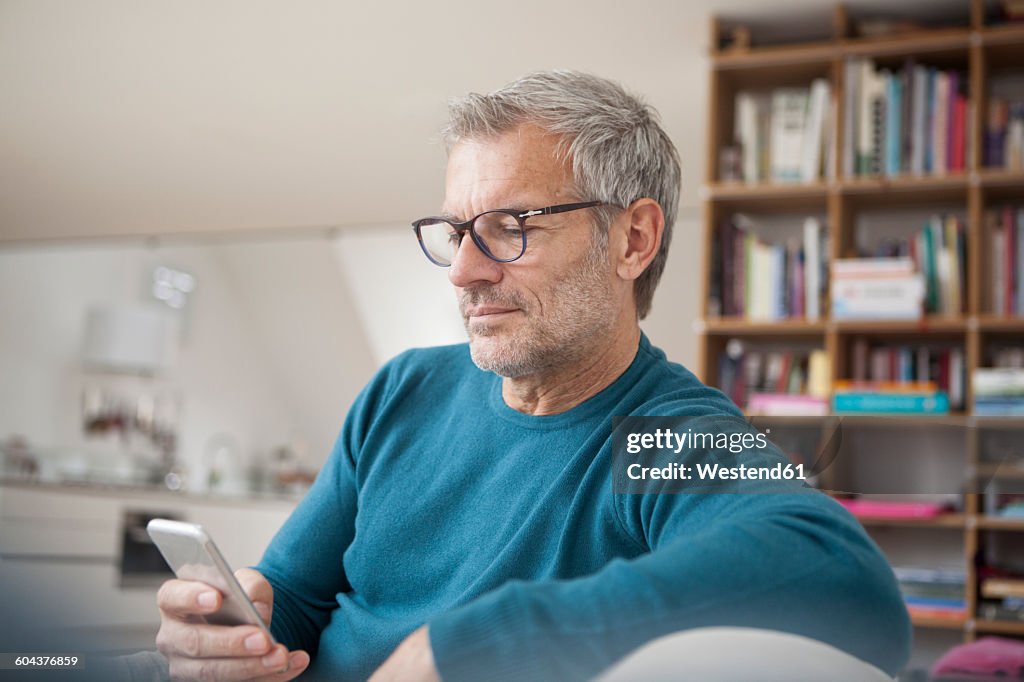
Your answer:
[803,217,822,320]
[831,257,923,320]
[843,58,860,177]
[801,79,830,182]
[770,88,809,183]
[833,390,950,414]
[910,65,928,174]
[983,579,1024,600]
[746,393,828,416]
[837,499,950,519]
[735,92,762,183]
[885,72,902,176]
[933,71,949,173]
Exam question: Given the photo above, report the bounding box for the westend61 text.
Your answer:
[627,461,807,481]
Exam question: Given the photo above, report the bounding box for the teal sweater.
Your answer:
[256,335,911,680]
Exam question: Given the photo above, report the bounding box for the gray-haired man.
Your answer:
[153,71,911,681]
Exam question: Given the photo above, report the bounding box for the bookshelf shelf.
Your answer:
[701,1,1024,653]
[973,619,1024,635]
[702,318,827,335]
[713,42,836,71]
[977,169,1024,189]
[705,181,830,203]
[976,516,1024,531]
[837,414,970,427]
[831,317,968,333]
[981,24,1024,52]
[839,30,971,59]
[856,513,967,529]
[976,315,1024,332]
[911,613,968,630]
[838,173,970,199]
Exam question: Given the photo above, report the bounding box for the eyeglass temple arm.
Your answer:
[518,201,603,219]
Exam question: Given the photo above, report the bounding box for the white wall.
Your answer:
[333,226,467,365]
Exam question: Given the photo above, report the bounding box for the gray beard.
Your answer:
[461,242,616,378]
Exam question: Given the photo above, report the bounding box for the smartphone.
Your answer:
[147,518,274,640]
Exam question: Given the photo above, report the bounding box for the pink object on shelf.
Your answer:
[931,636,1024,679]
[836,499,947,519]
[746,392,829,416]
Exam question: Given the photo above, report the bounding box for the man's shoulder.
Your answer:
[628,337,743,419]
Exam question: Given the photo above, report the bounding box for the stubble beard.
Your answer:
[460,243,617,378]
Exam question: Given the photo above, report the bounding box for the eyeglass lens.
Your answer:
[417,211,524,266]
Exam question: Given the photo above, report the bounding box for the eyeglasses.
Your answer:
[412,201,604,267]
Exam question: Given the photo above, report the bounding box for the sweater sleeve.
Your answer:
[428,463,911,680]
[254,430,358,656]
[253,354,402,656]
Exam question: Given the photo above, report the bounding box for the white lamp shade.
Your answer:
[82,304,179,373]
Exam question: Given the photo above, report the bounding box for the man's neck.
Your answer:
[501,326,641,416]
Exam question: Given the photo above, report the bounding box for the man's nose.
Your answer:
[449,232,502,288]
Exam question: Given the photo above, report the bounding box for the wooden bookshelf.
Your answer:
[911,613,968,630]
[974,618,1024,635]
[856,513,967,529]
[701,1,1024,652]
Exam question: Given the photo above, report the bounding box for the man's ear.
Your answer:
[613,198,664,282]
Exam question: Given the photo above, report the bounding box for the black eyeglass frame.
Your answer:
[411,200,604,267]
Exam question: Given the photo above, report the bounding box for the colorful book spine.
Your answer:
[833,391,950,414]
[846,60,967,177]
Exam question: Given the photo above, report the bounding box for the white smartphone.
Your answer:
[147,518,274,640]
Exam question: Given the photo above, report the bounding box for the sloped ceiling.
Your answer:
[0,0,969,243]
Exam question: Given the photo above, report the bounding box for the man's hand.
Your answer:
[369,626,440,682]
[155,567,310,681]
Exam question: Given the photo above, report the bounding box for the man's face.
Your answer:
[443,125,619,378]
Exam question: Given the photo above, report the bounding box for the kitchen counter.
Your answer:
[0,469,307,507]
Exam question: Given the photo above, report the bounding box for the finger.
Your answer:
[157,579,223,619]
[166,646,302,682]
[156,618,275,659]
[251,650,311,682]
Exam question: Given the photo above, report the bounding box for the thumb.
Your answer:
[236,568,274,624]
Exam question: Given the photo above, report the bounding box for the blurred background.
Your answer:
[0,0,1008,678]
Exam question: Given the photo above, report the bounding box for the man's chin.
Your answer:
[468,337,521,377]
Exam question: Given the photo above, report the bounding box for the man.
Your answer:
[154,71,911,681]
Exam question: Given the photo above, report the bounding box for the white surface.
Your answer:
[0,484,294,631]
[597,627,893,682]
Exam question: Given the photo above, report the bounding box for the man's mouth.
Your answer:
[464,305,519,319]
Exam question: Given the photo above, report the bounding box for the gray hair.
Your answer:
[441,70,681,320]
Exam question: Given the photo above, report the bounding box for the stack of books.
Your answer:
[830,257,924,320]
[708,216,826,320]
[846,338,965,411]
[843,58,968,177]
[974,368,1024,416]
[718,345,830,414]
[980,576,1024,622]
[985,97,1024,169]
[832,213,967,320]
[893,566,967,622]
[732,80,833,184]
[833,380,950,414]
[988,205,1024,316]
